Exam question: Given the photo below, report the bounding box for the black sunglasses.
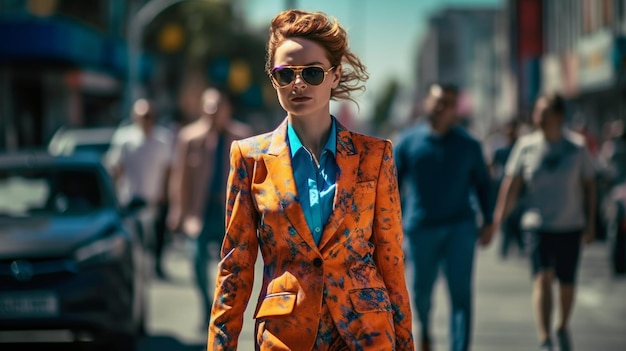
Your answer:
[270,65,335,87]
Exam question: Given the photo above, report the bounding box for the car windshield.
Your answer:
[0,168,105,218]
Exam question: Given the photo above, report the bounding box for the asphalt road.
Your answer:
[143,235,626,351]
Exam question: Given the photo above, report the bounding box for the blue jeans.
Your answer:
[188,225,223,322]
[408,219,477,351]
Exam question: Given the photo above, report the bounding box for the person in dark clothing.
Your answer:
[394,83,495,351]
[490,119,525,259]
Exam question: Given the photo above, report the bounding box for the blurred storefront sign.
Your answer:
[0,17,128,150]
[64,71,121,95]
[566,30,626,143]
[228,60,251,94]
[515,0,543,113]
[541,54,563,94]
[561,53,580,98]
[577,29,625,92]
[520,57,541,109]
[158,22,185,53]
[516,0,543,60]
[0,18,126,77]
[541,52,582,99]
[27,0,58,17]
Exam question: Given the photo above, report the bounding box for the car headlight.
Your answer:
[75,233,128,264]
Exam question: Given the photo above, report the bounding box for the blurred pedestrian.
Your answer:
[167,86,253,328]
[571,112,599,157]
[600,120,626,185]
[207,9,414,350]
[394,83,495,351]
[493,92,597,351]
[490,119,525,259]
[106,98,174,279]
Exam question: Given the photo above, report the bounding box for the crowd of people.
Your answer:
[104,88,254,331]
[99,8,626,351]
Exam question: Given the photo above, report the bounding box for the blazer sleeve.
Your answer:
[392,134,405,192]
[372,140,415,351]
[207,140,260,350]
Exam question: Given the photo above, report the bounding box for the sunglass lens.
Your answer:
[302,67,325,85]
[274,68,295,86]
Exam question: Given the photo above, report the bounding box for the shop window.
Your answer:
[11,75,44,148]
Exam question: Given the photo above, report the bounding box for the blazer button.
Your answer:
[313,258,323,267]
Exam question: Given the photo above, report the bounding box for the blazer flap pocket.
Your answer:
[349,288,392,313]
[255,292,297,319]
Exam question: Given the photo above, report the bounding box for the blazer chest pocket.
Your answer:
[349,288,392,313]
[255,292,297,319]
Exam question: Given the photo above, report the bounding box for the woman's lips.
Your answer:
[291,96,311,102]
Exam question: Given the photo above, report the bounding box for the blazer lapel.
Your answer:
[264,119,318,250]
[318,123,358,250]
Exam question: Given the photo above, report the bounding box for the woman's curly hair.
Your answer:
[266,10,369,104]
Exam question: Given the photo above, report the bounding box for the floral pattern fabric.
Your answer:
[207,119,414,351]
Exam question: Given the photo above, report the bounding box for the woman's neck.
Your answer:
[289,112,332,159]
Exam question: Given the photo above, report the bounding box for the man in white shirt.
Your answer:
[106,98,174,279]
[494,93,596,351]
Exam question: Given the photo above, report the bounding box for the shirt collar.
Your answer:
[287,117,337,158]
[420,119,444,140]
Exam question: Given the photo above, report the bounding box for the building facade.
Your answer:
[506,0,626,143]
[415,6,505,140]
[0,0,149,151]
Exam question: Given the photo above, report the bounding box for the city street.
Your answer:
[2,234,624,351]
[1,2,625,351]
[140,235,626,351]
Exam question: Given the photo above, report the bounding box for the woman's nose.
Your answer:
[293,74,307,89]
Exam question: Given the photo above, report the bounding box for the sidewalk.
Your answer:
[145,237,258,350]
[418,237,626,351]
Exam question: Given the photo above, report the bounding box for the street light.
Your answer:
[125,0,190,119]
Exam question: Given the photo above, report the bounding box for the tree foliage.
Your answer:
[371,79,400,137]
[141,0,275,123]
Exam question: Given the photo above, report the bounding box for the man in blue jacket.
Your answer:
[394,83,495,351]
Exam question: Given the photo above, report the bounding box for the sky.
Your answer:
[239,0,503,118]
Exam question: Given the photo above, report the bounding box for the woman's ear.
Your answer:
[331,65,342,89]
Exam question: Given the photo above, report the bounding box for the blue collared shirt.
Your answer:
[287,118,338,244]
[394,121,493,230]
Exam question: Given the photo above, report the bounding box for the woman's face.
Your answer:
[271,37,341,119]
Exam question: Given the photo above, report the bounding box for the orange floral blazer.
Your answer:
[207,118,414,351]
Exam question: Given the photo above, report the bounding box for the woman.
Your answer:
[207,9,414,351]
[493,93,596,351]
